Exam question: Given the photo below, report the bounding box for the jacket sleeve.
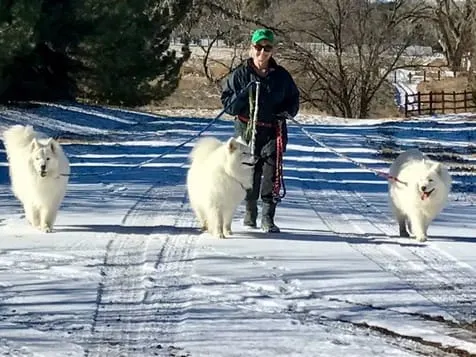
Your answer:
[279,71,298,151]
[284,72,300,117]
[221,67,249,116]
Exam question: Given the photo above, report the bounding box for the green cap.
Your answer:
[251,29,275,45]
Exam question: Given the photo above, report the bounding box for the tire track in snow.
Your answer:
[338,186,475,324]
[343,188,476,323]
[293,128,476,354]
[295,124,476,325]
[85,182,196,357]
[300,182,476,355]
[302,180,476,323]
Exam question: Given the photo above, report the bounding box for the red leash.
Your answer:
[273,120,286,202]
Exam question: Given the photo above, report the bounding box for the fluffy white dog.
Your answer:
[388,148,451,242]
[2,125,70,232]
[187,136,254,238]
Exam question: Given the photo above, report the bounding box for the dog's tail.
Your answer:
[2,125,37,155]
[189,136,222,164]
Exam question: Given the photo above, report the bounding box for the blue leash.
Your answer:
[60,81,257,178]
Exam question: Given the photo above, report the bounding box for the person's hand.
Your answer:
[277,112,290,120]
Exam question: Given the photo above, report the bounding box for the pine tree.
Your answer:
[0,0,193,105]
[0,1,41,99]
[0,0,86,102]
[77,0,192,106]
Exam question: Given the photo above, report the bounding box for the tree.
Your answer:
[470,1,476,98]
[431,0,475,73]
[0,0,83,101]
[175,0,253,90]
[77,0,192,106]
[0,0,193,105]
[275,0,430,118]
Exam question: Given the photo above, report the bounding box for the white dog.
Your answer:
[187,136,254,238]
[388,148,451,242]
[2,125,70,232]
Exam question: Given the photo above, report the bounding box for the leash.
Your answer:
[273,119,286,202]
[283,113,408,186]
[245,81,287,202]
[248,81,260,155]
[59,81,257,178]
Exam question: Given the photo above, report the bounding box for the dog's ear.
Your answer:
[235,136,247,146]
[431,162,443,175]
[46,138,57,154]
[227,137,238,153]
[30,138,40,151]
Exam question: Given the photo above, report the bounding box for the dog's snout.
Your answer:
[40,164,46,171]
[421,185,427,192]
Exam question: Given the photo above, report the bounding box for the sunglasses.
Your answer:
[253,44,273,53]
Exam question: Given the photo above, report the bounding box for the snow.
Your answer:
[392,69,422,113]
[0,103,475,356]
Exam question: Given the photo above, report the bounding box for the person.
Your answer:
[220,28,299,233]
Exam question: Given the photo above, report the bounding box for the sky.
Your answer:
[0,103,475,357]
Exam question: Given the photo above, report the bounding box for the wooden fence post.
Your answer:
[405,93,409,117]
[418,92,421,115]
[441,90,445,114]
[464,90,468,112]
[429,91,433,115]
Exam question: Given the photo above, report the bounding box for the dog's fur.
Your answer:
[187,136,254,238]
[388,148,451,242]
[2,125,70,232]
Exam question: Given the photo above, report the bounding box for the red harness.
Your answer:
[273,120,286,201]
[238,115,274,128]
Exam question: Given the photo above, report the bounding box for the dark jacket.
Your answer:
[221,58,299,155]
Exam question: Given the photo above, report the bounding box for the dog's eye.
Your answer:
[428,179,433,182]
[46,158,50,161]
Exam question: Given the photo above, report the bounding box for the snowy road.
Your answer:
[0,104,475,356]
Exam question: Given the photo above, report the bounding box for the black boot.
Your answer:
[261,202,280,233]
[243,200,257,228]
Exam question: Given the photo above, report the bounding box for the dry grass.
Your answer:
[155,47,405,118]
[417,75,469,93]
[415,75,474,114]
[156,58,233,109]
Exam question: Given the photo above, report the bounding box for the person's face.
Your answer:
[251,40,274,60]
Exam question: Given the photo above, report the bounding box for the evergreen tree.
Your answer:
[77,0,192,106]
[0,0,193,105]
[0,0,85,102]
[0,1,41,98]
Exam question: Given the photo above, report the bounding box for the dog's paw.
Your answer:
[224,229,233,236]
[415,235,427,242]
[208,230,225,239]
[399,230,410,238]
[39,225,53,233]
[215,231,226,239]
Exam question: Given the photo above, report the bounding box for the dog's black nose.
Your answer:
[40,164,46,171]
[421,185,427,192]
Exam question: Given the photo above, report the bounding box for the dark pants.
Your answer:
[246,152,276,204]
[235,118,277,204]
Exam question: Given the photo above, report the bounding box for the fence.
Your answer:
[404,90,475,117]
